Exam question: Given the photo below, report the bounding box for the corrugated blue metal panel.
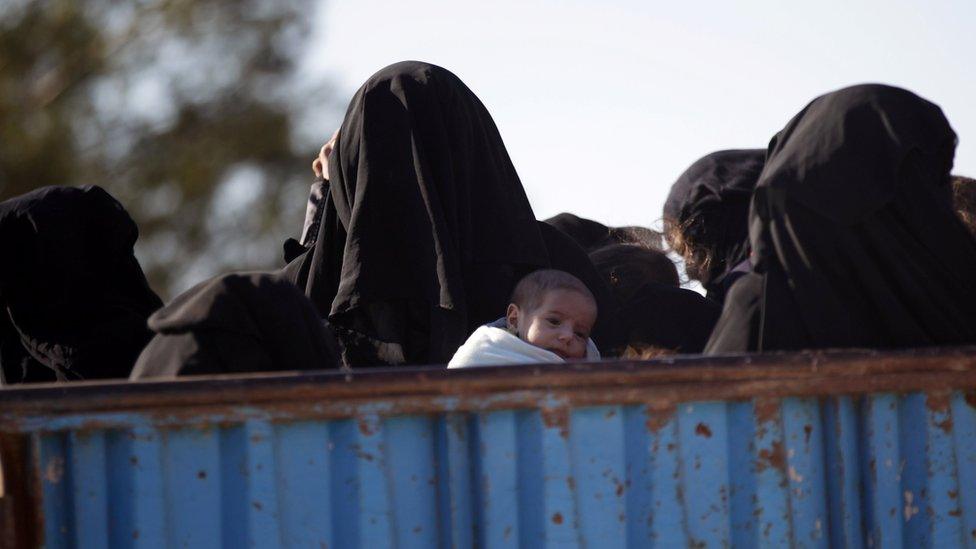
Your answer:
[17,390,976,548]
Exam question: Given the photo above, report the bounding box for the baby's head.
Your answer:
[505,269,598,360]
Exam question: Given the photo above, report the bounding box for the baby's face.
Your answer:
[510,289,597,360]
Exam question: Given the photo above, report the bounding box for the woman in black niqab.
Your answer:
[0,185,162,382]
[705,84,976,353]
[664,149,765,303]
[282,61,556,367]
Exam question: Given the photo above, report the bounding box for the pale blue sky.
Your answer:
[304,0,976,230]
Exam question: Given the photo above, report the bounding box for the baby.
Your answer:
[448,269,600,368]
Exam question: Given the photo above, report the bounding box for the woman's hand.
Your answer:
[312,129,340,180]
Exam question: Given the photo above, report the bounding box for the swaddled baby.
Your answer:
[448,269,600,368]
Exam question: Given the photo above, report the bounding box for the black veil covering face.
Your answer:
[664,149,765,302]
[706,84,976,354]
[282,61,554,367]
[0,186,162,382]
[130,273,339,378]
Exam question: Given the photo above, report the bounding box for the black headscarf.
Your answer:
[130,273,339,378]
[615,283,720,354]
[282,61,550,366]
[706,84,976,353]
[664,149,765,300]
[0,185,162,382]
[590,243,680,299]
[544,212,662,251]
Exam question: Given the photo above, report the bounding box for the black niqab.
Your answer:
[0,185,162,382]
[130,273,339,378]
[283,61,550,366]
[665,149,765,300]
[705,84,976,353]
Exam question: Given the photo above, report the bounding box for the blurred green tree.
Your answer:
[0,0,335,298]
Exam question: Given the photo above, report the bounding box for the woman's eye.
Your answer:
[575,332,585,339]
[547,318,560,326]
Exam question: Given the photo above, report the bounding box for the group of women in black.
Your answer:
[2,61,975,383]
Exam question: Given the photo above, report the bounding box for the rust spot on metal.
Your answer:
[964,391,976,410]
[936,418,953,433]
[695,423,712,438]
[252,501,263,511]
[552,512,563,525]
[542,407,570,439]
[504,526,512,540]
[615,482,625,497]
[757,441,786,473]
[644,404,675,433]
[133,529,139,539]
[949,509,962,517]
[197,470,207,479]
[949,490,958,500]
[925,391,951,413]
[357,418,375,436]
[803,424,813,445]
[413,526,422,533]
[754,397,779,423]
[566,477,575,491]
[604,409,617,419]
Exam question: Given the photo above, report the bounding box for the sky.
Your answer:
[303,0,976,230]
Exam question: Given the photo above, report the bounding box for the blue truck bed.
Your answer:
[1,347,975,547]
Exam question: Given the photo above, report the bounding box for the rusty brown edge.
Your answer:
[0,433,42,548]
[1,346,975,429]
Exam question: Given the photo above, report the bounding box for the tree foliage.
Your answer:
[0,0,333,298]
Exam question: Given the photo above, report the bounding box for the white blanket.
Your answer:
[448,326,601,368]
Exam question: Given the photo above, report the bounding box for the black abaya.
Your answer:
[130,273,339,378]
[0,185,162,382]
[705,84,976,354]
[283,61,552,367]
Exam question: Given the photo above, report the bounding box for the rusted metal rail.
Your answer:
[1,347,975,547]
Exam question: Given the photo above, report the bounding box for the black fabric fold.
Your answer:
[705,84,976,354]
[130,273,339,378]
[280,61,550,367]
[0,185,162,382]
[615,282,721,354]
